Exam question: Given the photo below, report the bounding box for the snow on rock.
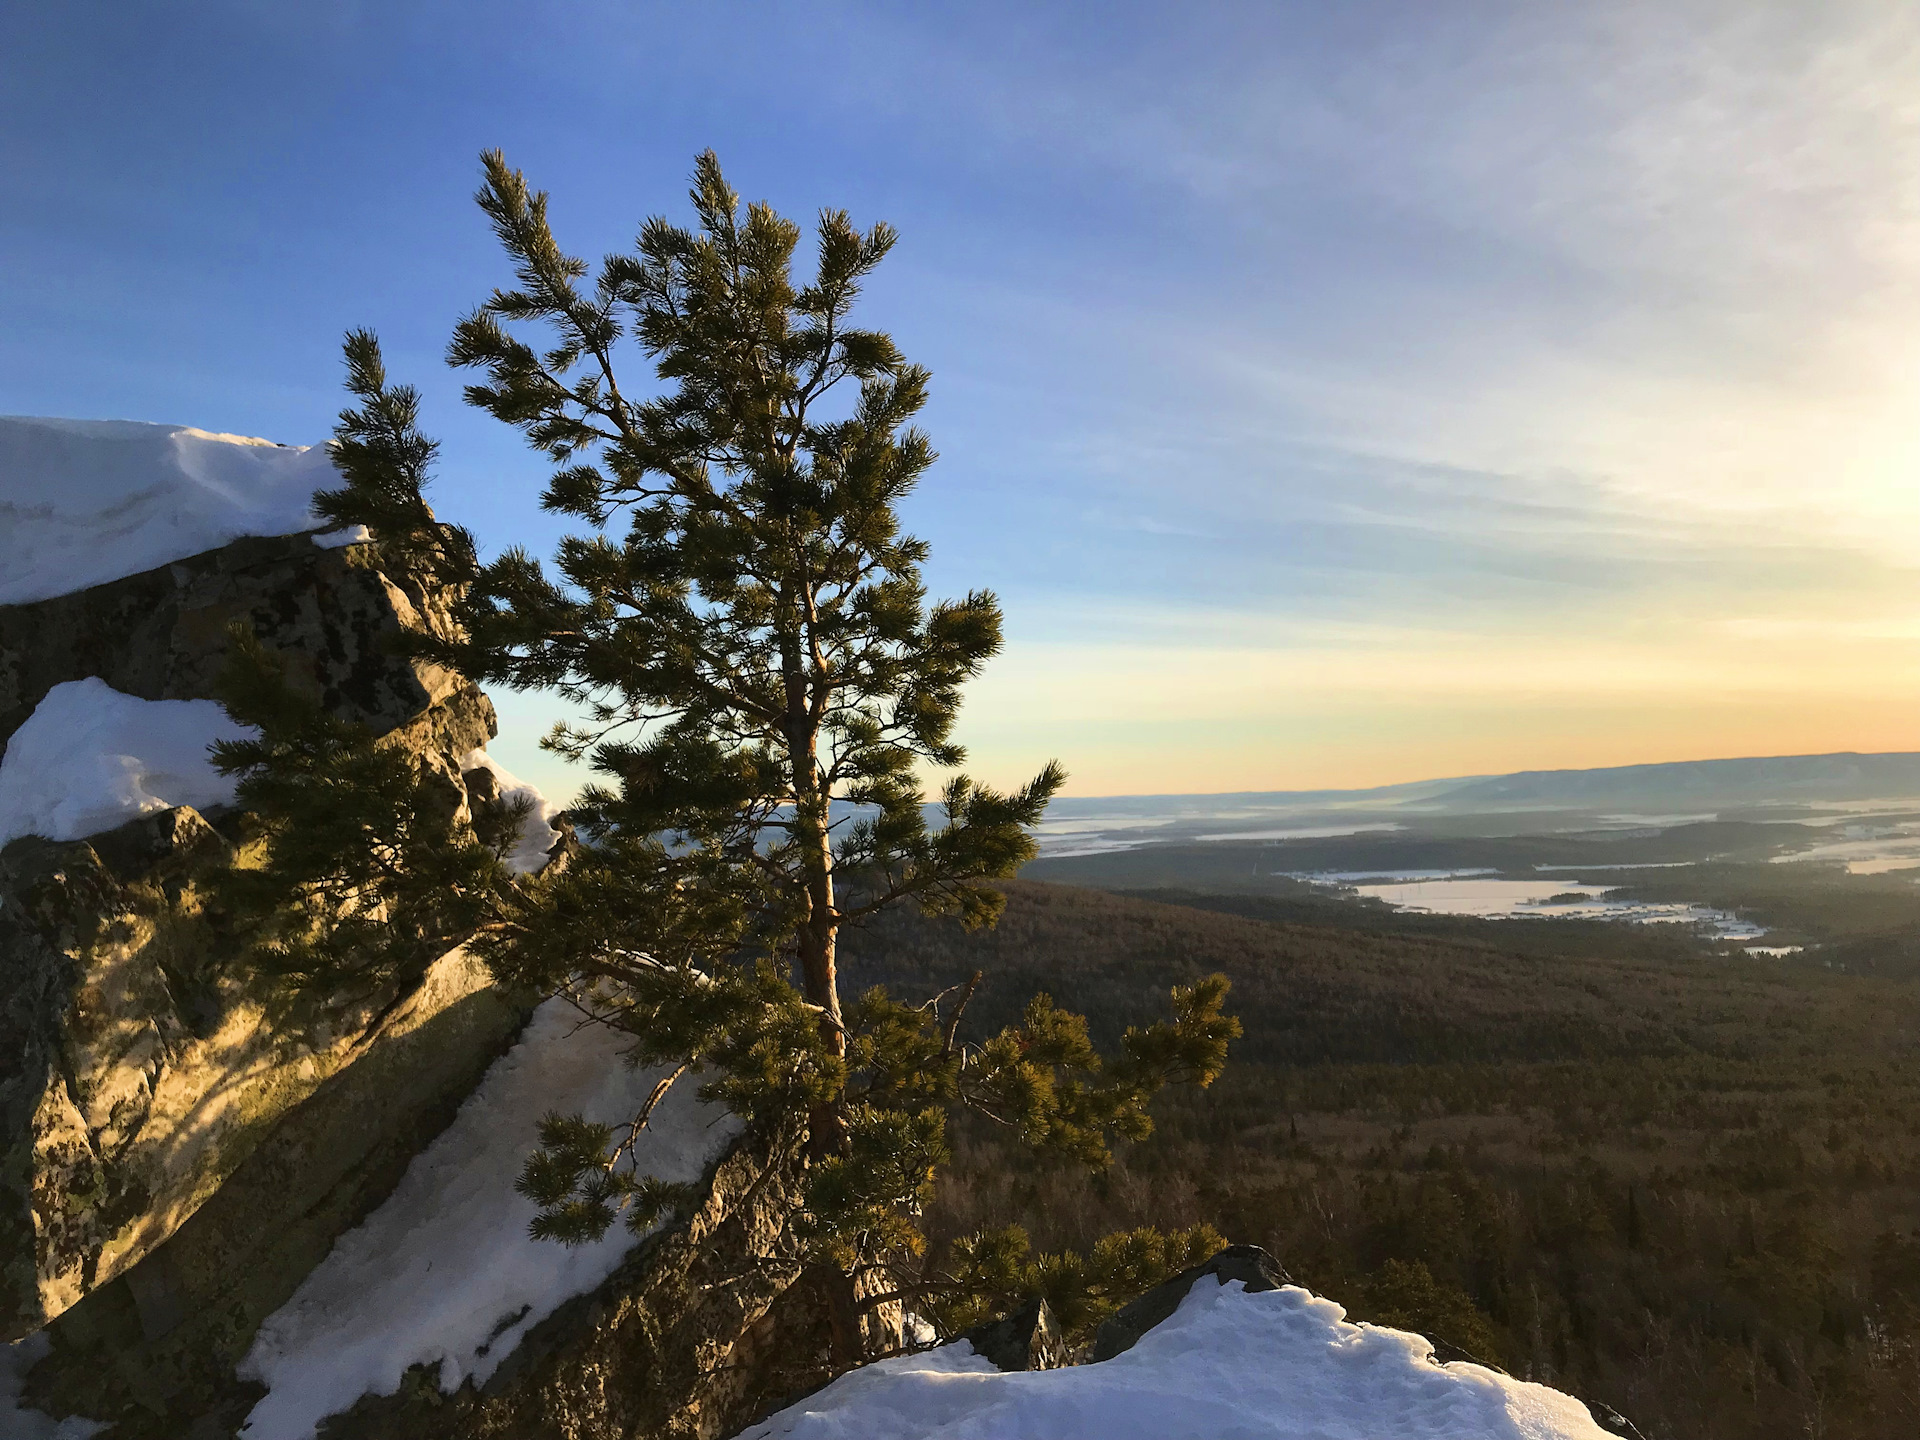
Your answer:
[237,998,738,1440]
[0,1336,104,1439]
[0,677,256,847]
[742,1277,1611,1440]
[311,523,372,549]
[0,416,348,606]
[458,748,566,874]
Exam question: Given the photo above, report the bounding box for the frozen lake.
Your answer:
[1032,816,1401,858]
[1771,821,1920,875]
[1304,875,1768,943]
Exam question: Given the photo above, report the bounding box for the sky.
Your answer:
[4,0,1919,799]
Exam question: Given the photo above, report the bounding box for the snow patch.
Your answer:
[311,524,371,549]
[0,1336,105,1439]
[1198,824,1404,843]
[238,998,737,1440]
[0,415,342,604]
[741,1278,1610,1440]
[0,678,256,846]
[1771,820,1920,874]
[457,748,565,874]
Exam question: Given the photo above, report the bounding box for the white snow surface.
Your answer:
[0,416,353,605]
[458,748,566,874]
[311,523,371,549]
[743,1277,1610,1440]
[238,999,737,1440]
[0,678,256,846]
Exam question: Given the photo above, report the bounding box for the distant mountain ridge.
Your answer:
[1051,750,1920,819]
[1433,751,1920,809]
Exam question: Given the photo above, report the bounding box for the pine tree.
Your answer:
[219,150,1238,1362]
[443,148,1062,1087]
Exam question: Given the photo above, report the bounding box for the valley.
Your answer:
[841,877,1920,1440]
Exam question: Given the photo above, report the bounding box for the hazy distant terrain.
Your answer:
[1024,751,1920,957]
[1033,750,1920,856]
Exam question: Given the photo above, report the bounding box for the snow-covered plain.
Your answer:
[1291,867,1498,883]
[237,999,737,1440]
[0,678,255,846]
[0,416,347,605]
[742,1276,1609,1440]
[1034,820,1405,859]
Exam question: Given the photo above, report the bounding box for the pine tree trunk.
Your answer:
[785,637,844,1069]
[814,1262,866,1370]
[798,829,849,1165]
[788,686,849,1169]
[797,850,843,1059]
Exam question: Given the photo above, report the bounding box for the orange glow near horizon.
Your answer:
[954,626,1920,797]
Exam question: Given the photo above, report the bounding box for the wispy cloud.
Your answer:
[10,0,1917,794]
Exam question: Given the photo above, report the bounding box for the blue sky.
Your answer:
[6,1,1920,798]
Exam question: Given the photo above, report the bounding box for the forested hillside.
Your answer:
[841,881,1920,1440]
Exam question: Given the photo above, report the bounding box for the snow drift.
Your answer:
[0,677,255,846]
[0,416,348,606]
[743,1276,1610,1440]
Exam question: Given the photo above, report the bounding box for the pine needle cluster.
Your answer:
[210,632,525,1005]
[929,1223,1230,1344]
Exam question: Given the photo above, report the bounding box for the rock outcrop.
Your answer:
[1,529,512,1343]
[0,529,492,779]
[959,1297,1069,1373]
[1089,1244,1290,1362]
[0,434,855,1440]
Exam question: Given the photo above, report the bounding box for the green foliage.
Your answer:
[491,929,1238,1281]
[514,1111,699,1244]
[929,1222,1227,1343]
[436,148,1062,960]
[217,153,1238,1355]
[966,977,1239,1167]
[210,629,523,1003]
[1356,1259,1507,1369]
[314,328,477,587]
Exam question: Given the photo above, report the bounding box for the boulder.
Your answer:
[959,1297,1069,1373]
[1090,1245,1291,1362]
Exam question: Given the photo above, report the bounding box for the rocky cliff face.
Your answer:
[0,529,514,1344]
[0,427,860,1440]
